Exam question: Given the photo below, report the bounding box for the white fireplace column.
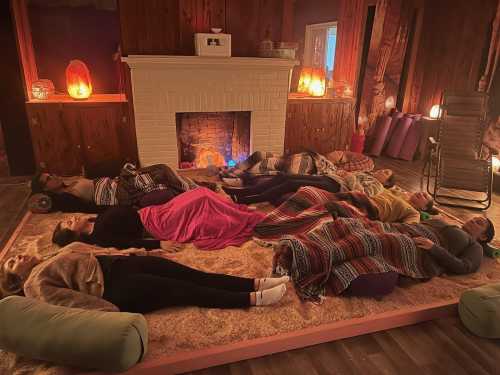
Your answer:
[122,55,297,168]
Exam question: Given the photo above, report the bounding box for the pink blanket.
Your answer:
[139,187,265,250]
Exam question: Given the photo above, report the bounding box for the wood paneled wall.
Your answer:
[0,0,35,175]
[405,0,498,115]
[118,0,291,57]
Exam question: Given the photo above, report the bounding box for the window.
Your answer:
[304,21,337,81]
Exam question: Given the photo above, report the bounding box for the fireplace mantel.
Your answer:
[122,55,298,70]
[123,55,297,168]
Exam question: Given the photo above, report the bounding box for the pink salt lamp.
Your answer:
[66,60,92,100]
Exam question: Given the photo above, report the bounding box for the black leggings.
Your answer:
[223,174,341,205]
[98,256,254,313]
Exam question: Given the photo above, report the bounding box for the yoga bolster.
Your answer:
[0,296,148,372]
[385,115,414,158]
[28,193,52,213]
[459,283,500,338]
[344,271,399,298]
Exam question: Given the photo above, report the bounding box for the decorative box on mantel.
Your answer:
[122,55,297,168]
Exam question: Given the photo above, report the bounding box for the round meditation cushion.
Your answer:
[0,296,148,372]
[459,283,500,338]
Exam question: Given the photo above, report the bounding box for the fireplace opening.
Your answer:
[176,111,251,169]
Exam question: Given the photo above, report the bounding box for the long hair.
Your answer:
[52,222,81,247]
[422,198,439,215]
[0,265,24,299]
[481,218,495,245]
[382,174,396,188]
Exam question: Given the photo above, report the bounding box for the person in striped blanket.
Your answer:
[253,186,494,300]
[28,163,200,214]
[269,215,494,301]
[223,168,394,206]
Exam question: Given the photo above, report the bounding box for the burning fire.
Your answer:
[195,148,226,168]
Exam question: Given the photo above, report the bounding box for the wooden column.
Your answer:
[368,0,403,125]
[10,0,37,100]
[478,0,500,93]
[281,0,295,42]
[333,0,367,97]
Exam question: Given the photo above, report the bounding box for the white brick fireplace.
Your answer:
[123,55,297,168]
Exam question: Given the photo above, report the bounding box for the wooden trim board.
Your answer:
[0,211,31,262]
[124,298,458,375]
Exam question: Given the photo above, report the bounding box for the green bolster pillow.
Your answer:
[0,296,148,372]
[459,283,500,338]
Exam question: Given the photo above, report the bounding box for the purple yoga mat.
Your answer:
[367,112,403,156]
[385,115,414,158]
[398,117,422,161]
[384,111,404,146]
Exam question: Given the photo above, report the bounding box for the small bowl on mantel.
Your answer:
[211,28,222,34]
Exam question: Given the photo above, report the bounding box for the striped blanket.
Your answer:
[107,163,197,206]
[219,151,320,179]
[254,186,375,240]
[275,218,442,300]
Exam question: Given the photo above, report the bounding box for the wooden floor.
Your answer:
[0,159,499,375]
[0,176,30,251]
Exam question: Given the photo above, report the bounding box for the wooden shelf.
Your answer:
[27,94,127,104]
[287,94,354,104]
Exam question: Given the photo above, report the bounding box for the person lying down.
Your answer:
[0,243,289,313]
[271,215,495,300]
[222,168,395,206]
[52,187,265,251]
[29,163,215,214]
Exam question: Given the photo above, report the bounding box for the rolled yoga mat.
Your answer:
[385,115,414,158]
[398,114,423,161]
[367,112,403,156]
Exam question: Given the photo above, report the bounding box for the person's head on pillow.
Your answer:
[462,216,495,246]
[371,169,395,188]
[0,253,41,299]
[52,216,92,247]
[31,172,66,194]
[408,192,437,213]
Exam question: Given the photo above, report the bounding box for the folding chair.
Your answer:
[425,91,492,210]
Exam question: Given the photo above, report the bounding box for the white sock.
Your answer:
[256,276,290,291]
[255,284,287,306]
